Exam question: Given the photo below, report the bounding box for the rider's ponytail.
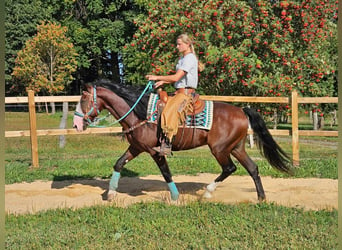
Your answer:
[177,33,205,72]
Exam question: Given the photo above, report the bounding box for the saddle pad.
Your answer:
[147,93,213,130]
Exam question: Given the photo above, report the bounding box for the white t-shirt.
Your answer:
[174,53,198,89]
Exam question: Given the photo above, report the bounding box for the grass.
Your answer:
[6,202,337,249]
[5,112,338,249]
[5,111,338,184]
[4,132,338,184]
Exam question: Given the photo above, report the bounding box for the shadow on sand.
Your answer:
[51,174,207,201]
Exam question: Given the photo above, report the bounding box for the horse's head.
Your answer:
[73,85,100,131]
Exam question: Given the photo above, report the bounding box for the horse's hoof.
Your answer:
[258,196,266,203]
[170,199,178,205]
[170,194,179,201]
[203,191,213,199]
[107,190,117,202]
[206,182,218,193]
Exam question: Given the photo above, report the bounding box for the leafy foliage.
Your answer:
[6,0,142,93]
[5,0,337,112]
[123,0,337,100]
[12,22,78,95]
[5,0,54,94]
[52,0,140,83]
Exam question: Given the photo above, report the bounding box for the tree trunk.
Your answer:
[59,102,68,148]
[247,105,254,148]
[330,110,337,127]
[50,102,55,115]
[313,110,318,130]
[45,102,49,114]
[111,52,121,83]
[318,116,324,130]
[248,122,254,148]
[273,108,277,129]
[49,46,55,115]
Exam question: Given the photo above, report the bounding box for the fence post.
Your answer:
[291,91,299,166]
[28,90,39,168]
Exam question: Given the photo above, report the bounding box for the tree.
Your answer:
[12,21,78,96]
[5,0,53,95]
[50,0,141,86]
[6,0,141,95]
[123,0,337,101]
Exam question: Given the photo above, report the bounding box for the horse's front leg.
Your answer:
[152,154,179,201]
[107,146,140,201]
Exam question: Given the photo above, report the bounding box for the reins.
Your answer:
[121,109,158,134]
[75,81,155,129]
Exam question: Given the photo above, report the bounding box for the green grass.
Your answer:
[5,111,338,184]
[5,133,338,184]
[5,112,338,249]
[6,202,337,249]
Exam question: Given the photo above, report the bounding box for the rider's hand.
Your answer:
[154,81,165,88]
[145,74,158,81]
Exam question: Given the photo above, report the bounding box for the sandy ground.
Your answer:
[5,174,337,215]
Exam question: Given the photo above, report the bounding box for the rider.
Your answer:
[145,33,204,156]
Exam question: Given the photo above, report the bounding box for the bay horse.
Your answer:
[73,79,292,202]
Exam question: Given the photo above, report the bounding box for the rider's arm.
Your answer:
[146,69,186,88]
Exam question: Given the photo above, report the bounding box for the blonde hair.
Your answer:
[177,34,205,72]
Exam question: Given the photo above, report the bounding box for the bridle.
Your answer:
[74,85,100,124]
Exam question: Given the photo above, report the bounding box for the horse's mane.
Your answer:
[87,79,150,120]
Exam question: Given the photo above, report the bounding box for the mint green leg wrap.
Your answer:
[109,171,120,191]
[168,182,179,201]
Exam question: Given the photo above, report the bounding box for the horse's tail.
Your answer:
[242,107,293,175]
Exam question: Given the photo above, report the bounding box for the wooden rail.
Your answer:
[5,127,123,137]
[5,95,81,103]
[5,91,338,167]
[201,95,289,103]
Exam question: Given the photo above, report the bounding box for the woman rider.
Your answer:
[146,33,203,156]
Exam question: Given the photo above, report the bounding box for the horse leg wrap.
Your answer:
[109,171,121,191]
[207,182,219,193]
[168,182,179,201]
[203,182,219,199]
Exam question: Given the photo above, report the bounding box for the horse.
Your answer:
[73,79,293,202]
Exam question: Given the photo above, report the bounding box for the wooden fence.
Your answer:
[5,90,338,168]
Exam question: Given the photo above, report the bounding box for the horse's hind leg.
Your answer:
[232,143,266,202]
[152,154,179,201]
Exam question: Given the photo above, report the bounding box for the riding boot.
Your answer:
[153,137,172,156]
